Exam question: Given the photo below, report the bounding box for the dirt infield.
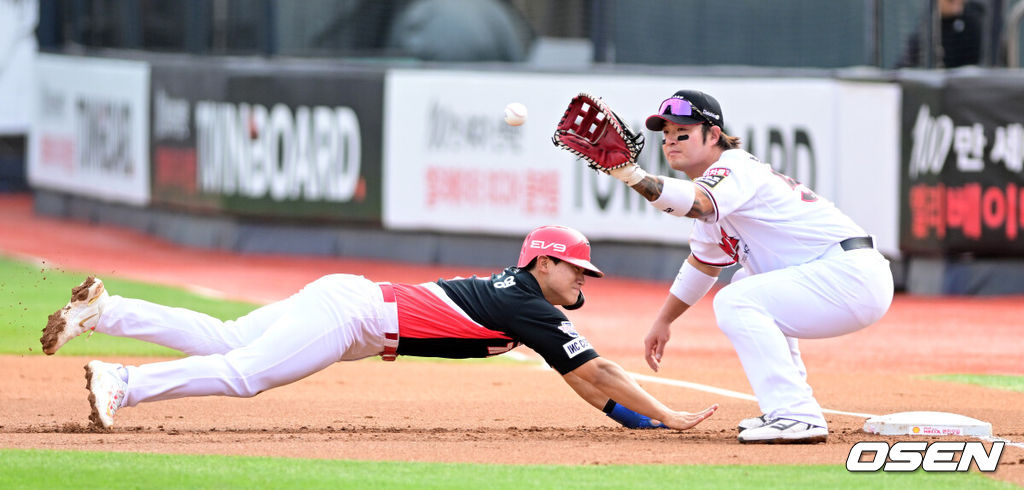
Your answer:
[1,194,1022,484]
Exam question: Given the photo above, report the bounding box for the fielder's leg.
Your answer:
[786,336,807,382]
[713,249,891,436]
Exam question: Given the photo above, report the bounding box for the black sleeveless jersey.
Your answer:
[392,267,598,375]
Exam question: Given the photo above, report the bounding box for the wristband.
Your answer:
[603,400,667,429]
[608,164,648,186]
[651,177,696,217]
[669,260,717,306]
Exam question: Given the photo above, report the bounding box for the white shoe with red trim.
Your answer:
[40,277,108,355]
[85,360,127,429]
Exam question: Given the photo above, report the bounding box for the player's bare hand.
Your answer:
[661,403,718,430]
[643,321,672,372]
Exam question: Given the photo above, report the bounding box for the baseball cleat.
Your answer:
[737,417,828,444]
[736,414,769,432]
[40,277,109,355]
[85,360,127,430]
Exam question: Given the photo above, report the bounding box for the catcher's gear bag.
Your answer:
[552,93,645,172]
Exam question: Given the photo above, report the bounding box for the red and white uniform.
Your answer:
[676,149,893,428]
[94,269,596,407]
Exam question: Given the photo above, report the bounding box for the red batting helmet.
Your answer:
[517,225,603,278]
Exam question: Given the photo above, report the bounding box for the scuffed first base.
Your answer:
[863,411,992,437]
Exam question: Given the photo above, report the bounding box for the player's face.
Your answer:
[540,258,586,305]
[662,122,714,173]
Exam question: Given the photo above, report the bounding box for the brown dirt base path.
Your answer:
[1,194,1023,485]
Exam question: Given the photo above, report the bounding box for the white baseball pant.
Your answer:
[713,246,893,428]
[94,274,397,407]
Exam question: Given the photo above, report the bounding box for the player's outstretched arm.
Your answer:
[645,255,721,371]
[562,370,610,410]
[549,93,715,220]
[627,174,715,220]
[563,371,669,429]
[565,357,717,430]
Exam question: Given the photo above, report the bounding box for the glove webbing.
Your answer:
[582,93,645,159]
[551,134,626,172]
[553,131,646,172]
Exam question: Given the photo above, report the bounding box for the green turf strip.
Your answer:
[0,255,519,365]
[0,255,257,356]
[923,374,1024,393]
[0,449,1012,489]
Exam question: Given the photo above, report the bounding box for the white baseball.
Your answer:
[504,102,528,126]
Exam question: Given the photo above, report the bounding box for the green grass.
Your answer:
[0,255,1018,489]
[923,374,1024,393]
[0,450,1012,489]
[0,255,521,366]
[0,255,258,356]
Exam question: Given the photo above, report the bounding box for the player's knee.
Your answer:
[712,284,764,334]
[217,355,276,397]
[218,374,263,398]
[224,373,274,398]
[711,283,743,314]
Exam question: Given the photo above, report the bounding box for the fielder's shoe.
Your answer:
[737,417,828,444]
[736,414,769,432]
[40,277,109,355]
[84,360,127,430]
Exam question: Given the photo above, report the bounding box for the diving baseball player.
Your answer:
[553,91,893,444]
[41,225,718,431]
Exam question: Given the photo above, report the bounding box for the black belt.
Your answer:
[839,236,874,251]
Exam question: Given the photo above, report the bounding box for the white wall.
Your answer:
[383,69,901,256]
[28,54,151,206]
[0,0,38,135]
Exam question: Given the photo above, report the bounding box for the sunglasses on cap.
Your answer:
[658,97,714,126]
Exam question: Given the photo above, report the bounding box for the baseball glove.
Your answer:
[552,93,645,173]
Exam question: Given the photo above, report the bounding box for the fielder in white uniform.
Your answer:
[605,90,893,444]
